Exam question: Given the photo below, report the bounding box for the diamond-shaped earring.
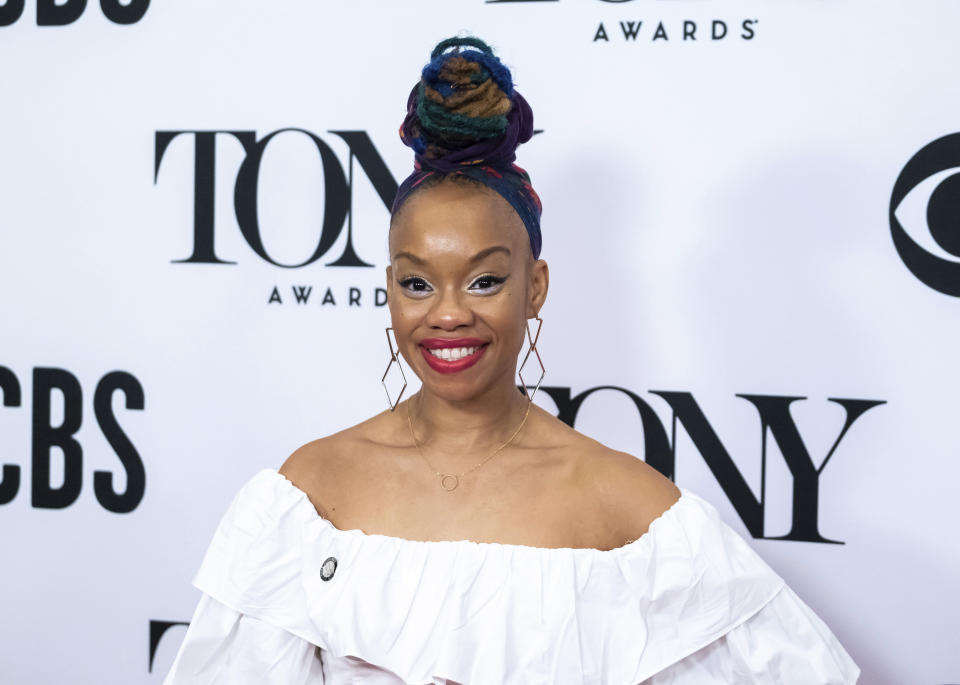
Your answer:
[382,327,408,411]
[518,315,545,402]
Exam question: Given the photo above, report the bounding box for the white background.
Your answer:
[1,1,958,683]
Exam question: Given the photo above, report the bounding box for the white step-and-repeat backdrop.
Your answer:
[1,2,958,683]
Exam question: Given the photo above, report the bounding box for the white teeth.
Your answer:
[428,346,480,361]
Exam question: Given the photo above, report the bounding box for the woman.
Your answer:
[162,36,861,684]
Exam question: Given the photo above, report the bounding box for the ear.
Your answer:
[526,259,549,318]
[385,264,393,302]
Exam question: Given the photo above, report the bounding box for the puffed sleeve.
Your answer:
[642,583,861,684]
[161,592,326,684]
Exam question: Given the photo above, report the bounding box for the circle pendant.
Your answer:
[439,474,460,491]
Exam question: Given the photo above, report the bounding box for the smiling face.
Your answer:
[387,179,548,403]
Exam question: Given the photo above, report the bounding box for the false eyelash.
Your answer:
[398,276,430,289]
[472,274,508,286]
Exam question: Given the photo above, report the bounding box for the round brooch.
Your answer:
[320,556,338,581]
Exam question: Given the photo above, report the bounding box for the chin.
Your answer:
[421,379,487,403]
[415,366,506,403]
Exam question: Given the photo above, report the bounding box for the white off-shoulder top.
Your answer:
[161,468,861,684]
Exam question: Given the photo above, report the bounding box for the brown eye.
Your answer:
[469,275,508,292]
[399,277,432,294]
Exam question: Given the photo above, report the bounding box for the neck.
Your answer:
[408,376,531,458]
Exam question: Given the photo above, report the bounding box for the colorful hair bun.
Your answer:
[392,36,543,259]
[399,36,534,173]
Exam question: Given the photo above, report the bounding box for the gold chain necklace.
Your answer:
[406,394,532,492]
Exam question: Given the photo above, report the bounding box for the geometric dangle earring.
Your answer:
[517,315,545,402]
[381,327,408,411]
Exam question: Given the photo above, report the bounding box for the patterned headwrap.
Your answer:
[390,36,543,259]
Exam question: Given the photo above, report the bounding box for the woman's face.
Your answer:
[387,180,548,403]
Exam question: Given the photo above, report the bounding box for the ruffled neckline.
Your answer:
[269,467,689,558]
[192,466,787,684]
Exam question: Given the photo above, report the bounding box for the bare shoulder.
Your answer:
[277,435,346,519]
[567,431,682,544]
[277,409,403,519]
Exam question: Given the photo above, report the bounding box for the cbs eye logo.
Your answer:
[890,133,960,297]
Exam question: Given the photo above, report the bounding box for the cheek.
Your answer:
[388,297,427,356]
[388,299,415,332]
[479,295,527,352]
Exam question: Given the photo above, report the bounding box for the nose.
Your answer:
[425,285,474,330]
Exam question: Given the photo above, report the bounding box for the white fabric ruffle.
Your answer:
[162,468,861,684]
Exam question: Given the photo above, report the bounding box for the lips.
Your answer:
[419,338,489,374]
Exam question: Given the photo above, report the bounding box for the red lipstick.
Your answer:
[419,338,489,374]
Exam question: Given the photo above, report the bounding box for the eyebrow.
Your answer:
[392,245,511,265]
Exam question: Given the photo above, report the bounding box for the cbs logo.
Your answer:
[0,0,148,27]
[890,133,960,297]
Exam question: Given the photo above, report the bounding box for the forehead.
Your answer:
[390,181,529,260]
